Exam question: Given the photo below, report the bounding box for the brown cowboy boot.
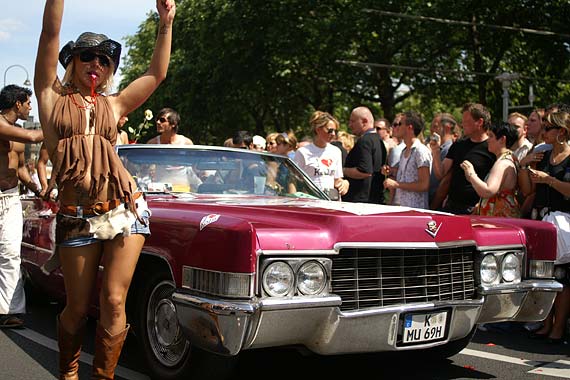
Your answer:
[57,315,86,380]
[91,323,130,380]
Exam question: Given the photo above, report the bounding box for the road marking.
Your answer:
[461,348,570,379]
[13,328,150,380]
[528,360,570,378]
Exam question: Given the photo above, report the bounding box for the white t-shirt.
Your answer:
[293,143,343,191]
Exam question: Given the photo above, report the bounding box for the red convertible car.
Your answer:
[21,144,562,379]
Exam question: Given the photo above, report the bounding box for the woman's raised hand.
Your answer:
[157,0,176,23]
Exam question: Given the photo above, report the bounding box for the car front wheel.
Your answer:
[134,272,236,380]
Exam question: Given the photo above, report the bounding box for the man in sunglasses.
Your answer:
[375,117,396,156]
[147,107,193,145]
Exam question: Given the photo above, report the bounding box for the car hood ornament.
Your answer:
[425,220,442,238]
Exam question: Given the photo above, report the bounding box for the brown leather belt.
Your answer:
[60,192,142,217]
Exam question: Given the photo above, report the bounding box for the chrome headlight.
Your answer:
[297,261,327,295]
[262,261,295,297]
[480,254,499,285]
[501,253,521,283]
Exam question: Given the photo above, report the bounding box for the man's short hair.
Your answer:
[157,107,181,132]
[232,130,253,148]
[462,103,491,131]
[403,110,425,137]
[0,85,32,110]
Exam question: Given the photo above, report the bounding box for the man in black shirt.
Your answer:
[431,103,496,214]
[343,106,387,203]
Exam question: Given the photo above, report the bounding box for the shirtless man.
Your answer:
[0,85,43,328]
[146,107,193,145]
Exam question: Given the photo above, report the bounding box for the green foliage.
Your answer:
[119,0,570,144]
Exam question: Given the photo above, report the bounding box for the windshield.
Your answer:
[117,145,328,200]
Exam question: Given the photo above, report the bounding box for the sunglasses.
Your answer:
[375,127,387,131]
[324,128,338,134]
[392,121,402,127]
[156,117,168,123]
[79,51,111,67]
[544,124,561,132]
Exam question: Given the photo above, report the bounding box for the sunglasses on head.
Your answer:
[78,50,111,67]
[156,117,168,123]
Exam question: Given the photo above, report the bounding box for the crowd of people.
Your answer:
[1,1,569,379]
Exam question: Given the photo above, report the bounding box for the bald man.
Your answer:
[343,106,387,203]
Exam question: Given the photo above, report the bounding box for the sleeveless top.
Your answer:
[474,151,521,218]
[47,87,135,204]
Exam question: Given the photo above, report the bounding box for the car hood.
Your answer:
[149,195,524,251]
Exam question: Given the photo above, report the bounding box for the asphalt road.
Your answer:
[1,296,569,380]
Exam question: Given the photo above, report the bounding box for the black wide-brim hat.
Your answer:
[59,32,122,74]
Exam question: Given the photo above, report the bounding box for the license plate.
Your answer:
[402,311,447,344]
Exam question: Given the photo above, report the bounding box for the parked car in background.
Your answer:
[21,144,562,380]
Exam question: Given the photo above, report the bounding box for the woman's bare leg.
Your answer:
[99,234,145,335]
[59,244,103,332]
[549,286,570,340]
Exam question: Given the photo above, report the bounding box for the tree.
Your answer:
[120,0,570,143]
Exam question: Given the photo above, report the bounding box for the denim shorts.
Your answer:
[58,209,151,248]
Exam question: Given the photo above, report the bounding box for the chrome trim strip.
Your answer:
[479,280,562,295]
[259,295,341,310]
[477,244,525,251]
[334,240,477,250]
[339,299,484,317]
[261,241,479,255]
[21,242,52,254]
[261,249,337,255]
[335,242,439,249]
[172,292,257,315]
[431,240,478,248]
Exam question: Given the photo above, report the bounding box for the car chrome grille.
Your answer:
[331,246,476,312]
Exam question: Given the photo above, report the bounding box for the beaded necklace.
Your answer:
[68,74,99,133]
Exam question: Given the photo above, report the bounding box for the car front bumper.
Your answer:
[172,279,561,356]
[477,279,562,322]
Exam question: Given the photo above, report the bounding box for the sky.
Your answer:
[0,1,157,121]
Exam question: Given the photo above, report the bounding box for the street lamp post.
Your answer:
[3,64,32,88]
